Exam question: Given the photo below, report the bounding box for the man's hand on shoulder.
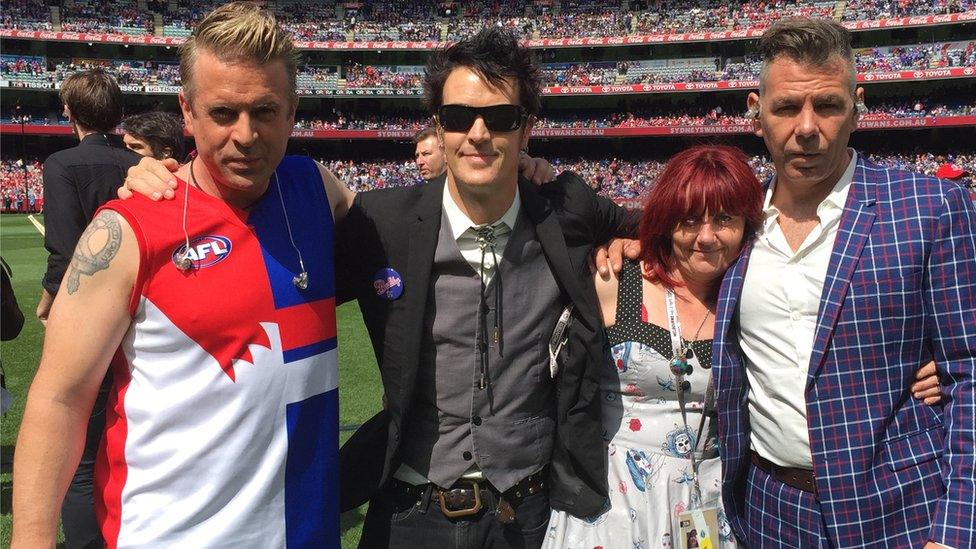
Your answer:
[118,156,180,201]
[593,238,641,278]
[519,153,555,185]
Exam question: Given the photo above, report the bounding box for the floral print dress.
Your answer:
[543,260,737,549]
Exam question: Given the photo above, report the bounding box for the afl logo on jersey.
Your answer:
[172,236,233,269]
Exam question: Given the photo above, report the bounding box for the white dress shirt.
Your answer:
[394,184,521,485]
[738,150,857,469]
[442,183,521,283]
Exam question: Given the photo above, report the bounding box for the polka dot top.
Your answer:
[606,260,713,368]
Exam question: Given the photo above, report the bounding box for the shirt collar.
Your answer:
[761,149,857,231]
[822,148,857,211]
[442,182,521,242]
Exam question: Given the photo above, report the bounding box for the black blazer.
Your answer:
[41,133,141,294]
[336,172,637,517]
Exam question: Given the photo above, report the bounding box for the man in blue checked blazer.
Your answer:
[714,18,976,549]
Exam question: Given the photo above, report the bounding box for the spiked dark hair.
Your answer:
[424,27,541,116]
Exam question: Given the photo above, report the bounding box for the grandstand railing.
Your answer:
[2,11,973,50]
[3,116,973,140]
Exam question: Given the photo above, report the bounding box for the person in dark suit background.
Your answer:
[38,69,141,325]
[337,28,637,548]
[36,68,141,549]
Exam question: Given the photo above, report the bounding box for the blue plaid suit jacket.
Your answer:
[713,154,976,548]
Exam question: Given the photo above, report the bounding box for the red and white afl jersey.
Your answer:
[95,157,339,548]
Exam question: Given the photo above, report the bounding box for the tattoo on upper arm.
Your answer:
[65,211,123,294]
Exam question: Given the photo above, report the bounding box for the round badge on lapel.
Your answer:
[373,268,404,300]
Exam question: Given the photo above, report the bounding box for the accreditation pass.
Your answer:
[678,505,719,549]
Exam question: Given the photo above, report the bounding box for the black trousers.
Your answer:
[61,374,110,549]
[358,481,550,549]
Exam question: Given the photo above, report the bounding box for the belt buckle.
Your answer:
[437,480,482,518]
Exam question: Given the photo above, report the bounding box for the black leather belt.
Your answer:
[392,470,547,520]
[751,451,818,496]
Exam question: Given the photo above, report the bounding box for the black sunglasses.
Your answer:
[437,104,528,133]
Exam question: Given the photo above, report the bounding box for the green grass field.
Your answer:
[0,214,381,548]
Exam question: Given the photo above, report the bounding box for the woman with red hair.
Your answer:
[544,145,762,548]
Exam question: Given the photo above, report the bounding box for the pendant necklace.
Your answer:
[669,305,710,377]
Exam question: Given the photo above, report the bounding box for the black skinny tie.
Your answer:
[475,225,503,393]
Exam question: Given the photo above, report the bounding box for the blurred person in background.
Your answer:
[121,111,186,161]
[38,68,141,325]
[413,126,446,181]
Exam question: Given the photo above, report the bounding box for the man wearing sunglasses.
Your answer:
[338,28,637,548]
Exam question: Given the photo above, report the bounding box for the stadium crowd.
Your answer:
[4,40,972,96]
[276,2,349,41]
[534,0,631,39]
[59,0,152,35]
[2,0,52,31]
[0,158,43,213]
[855,41,976,72]
[348,1,444,41]
[538,107,754,127]
[1,55,46,78]
[159,0,220,35]
[842,0,974,21]
[293,110,424,131]
[633,0,835,35]
[3,0,974,41]
[342,63,424,91]
[444,1,536,40]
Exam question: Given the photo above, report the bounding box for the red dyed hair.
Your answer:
[638,145,763,289]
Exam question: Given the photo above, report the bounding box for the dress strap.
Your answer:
[612,259,644,326]
[606,259,667,348]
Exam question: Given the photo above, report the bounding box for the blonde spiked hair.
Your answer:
[179,2,300,104]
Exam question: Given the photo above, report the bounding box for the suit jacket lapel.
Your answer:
[806,158,877,388]
[519,180,597,328]
[399,178,444,406]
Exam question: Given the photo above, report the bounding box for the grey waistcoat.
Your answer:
[398,207,565,492]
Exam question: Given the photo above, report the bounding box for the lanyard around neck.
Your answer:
[664,288,715,506]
